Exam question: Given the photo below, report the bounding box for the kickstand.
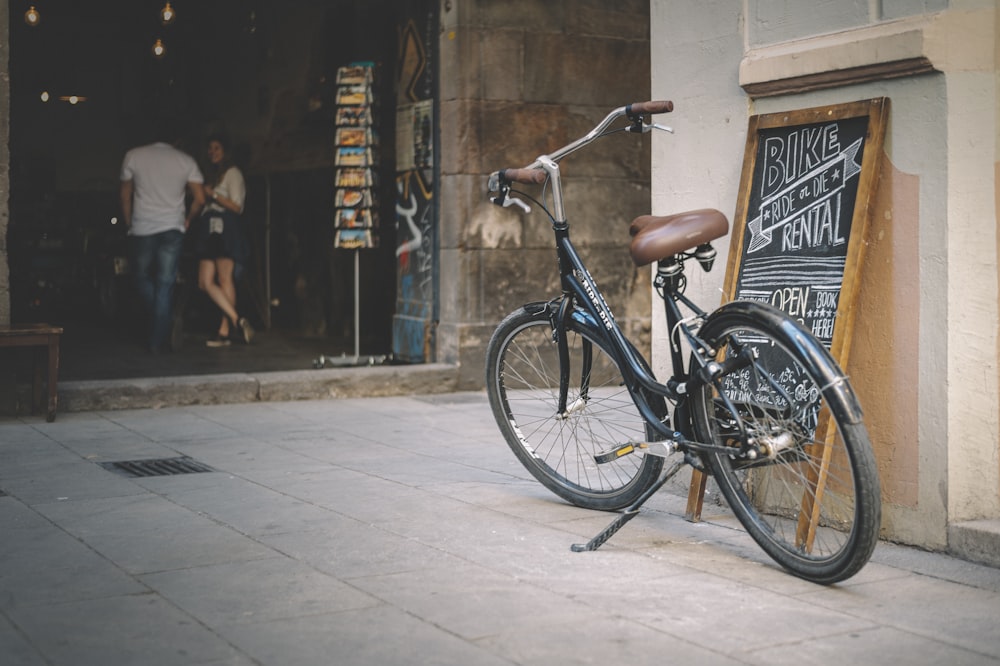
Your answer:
[571,458,687,552]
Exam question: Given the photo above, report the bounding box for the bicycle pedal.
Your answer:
[594,442,639,464]
[594,441,675,464]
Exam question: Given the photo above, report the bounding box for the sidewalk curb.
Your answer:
[58,363,461,412]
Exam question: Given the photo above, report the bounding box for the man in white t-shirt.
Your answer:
[120,120,205,353]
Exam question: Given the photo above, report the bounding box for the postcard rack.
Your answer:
[317,63,386,368]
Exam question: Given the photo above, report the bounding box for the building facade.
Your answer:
[650,0,1000,561]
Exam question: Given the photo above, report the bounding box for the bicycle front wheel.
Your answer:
[486,303,664,511]
[691,301,881,584]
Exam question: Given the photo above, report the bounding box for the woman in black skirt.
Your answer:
[193,133,254,346]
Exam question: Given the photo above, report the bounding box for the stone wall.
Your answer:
[439,0,653,388]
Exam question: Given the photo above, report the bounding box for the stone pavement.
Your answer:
[1,391,999,666]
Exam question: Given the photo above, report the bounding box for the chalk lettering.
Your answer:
[811,318,835,340]
[780,199,844,252]
[761,124,841,199]
[814,291,838,309]
[770,286,811,319]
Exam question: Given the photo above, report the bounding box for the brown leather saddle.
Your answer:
[629,209,729,267]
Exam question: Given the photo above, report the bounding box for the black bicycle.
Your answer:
[485,101,881,584]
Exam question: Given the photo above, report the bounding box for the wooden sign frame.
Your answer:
[685,97,889,522]
[723,97,889,365]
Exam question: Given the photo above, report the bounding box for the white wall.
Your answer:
[650,0,1000,551]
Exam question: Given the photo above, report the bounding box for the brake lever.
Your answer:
[490,192,530,214]
[626,122,674,134]
[488,172,531,214]
[503,196,531,214]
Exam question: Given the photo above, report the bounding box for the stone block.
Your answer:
[473,101,651,179]
[256,364,459,401]
[439,98,477,174]
[454,321,496,390]
[441,28,524,102]
[948,520,1000,569]
[60,374,260,412]
[438,247,481,320]
[440,173,527,252]
[467,101,584,174]
[56,365,462,413]
[478,248,562,322]
[524,34,649,106]
[476,29,526,102]
[570,0,650,40]
[434,319,498,390]
[568,248,648,318]
[463,0,567,31]
[559,177,652,245]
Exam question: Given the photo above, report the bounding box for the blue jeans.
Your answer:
[130,229,184,351]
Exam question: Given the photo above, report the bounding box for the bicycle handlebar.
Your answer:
[501,168,548,185]
[491,100,675,216]
[627,100,674,115]
[508,99,674,174]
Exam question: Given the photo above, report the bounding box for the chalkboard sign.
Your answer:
[685,98,889,521]
[724,98,889,363]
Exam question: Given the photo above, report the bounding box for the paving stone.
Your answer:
[1,392,999,665]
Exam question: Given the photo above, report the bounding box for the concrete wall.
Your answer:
[439,0,652,387]
[651,0,1000,555]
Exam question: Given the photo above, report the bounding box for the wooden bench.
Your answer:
[0,324,63,422]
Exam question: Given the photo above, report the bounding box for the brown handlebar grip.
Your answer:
[502,168,548,185]
[628,100,674,115]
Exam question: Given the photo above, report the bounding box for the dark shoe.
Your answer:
[206,334,231,348]
[237,317,254,344]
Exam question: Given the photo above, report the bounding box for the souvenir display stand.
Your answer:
[316,63,386,368]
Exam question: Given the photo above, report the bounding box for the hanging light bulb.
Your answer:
[24,5,41,26]
[40,91,50,102]
[152,38,166,58]
[160,2,176,25]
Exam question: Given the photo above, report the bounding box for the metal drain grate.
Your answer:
[99,456,216,478]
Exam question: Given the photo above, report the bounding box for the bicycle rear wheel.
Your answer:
[691,301,881,584]
[486,303,664,511]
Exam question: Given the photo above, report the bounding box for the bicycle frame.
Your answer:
[553,230,688,438]
[494,104,729,450]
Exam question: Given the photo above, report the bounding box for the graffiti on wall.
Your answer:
[394,169,434,359]
[393,12,436,362]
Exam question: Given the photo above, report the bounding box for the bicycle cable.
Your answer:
[510,188,557,224]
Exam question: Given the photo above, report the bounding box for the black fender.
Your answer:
[700,300,864,425]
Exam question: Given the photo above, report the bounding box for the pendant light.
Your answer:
[24,5,41,26]
[160,2,176,25]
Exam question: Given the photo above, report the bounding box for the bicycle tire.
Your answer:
[486,302,664,511]
[691,301,881,584]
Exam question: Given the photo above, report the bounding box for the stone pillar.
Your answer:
[438,0,652,388]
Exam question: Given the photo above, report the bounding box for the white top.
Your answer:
[206,166,246,215]
[120,142,203,236]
